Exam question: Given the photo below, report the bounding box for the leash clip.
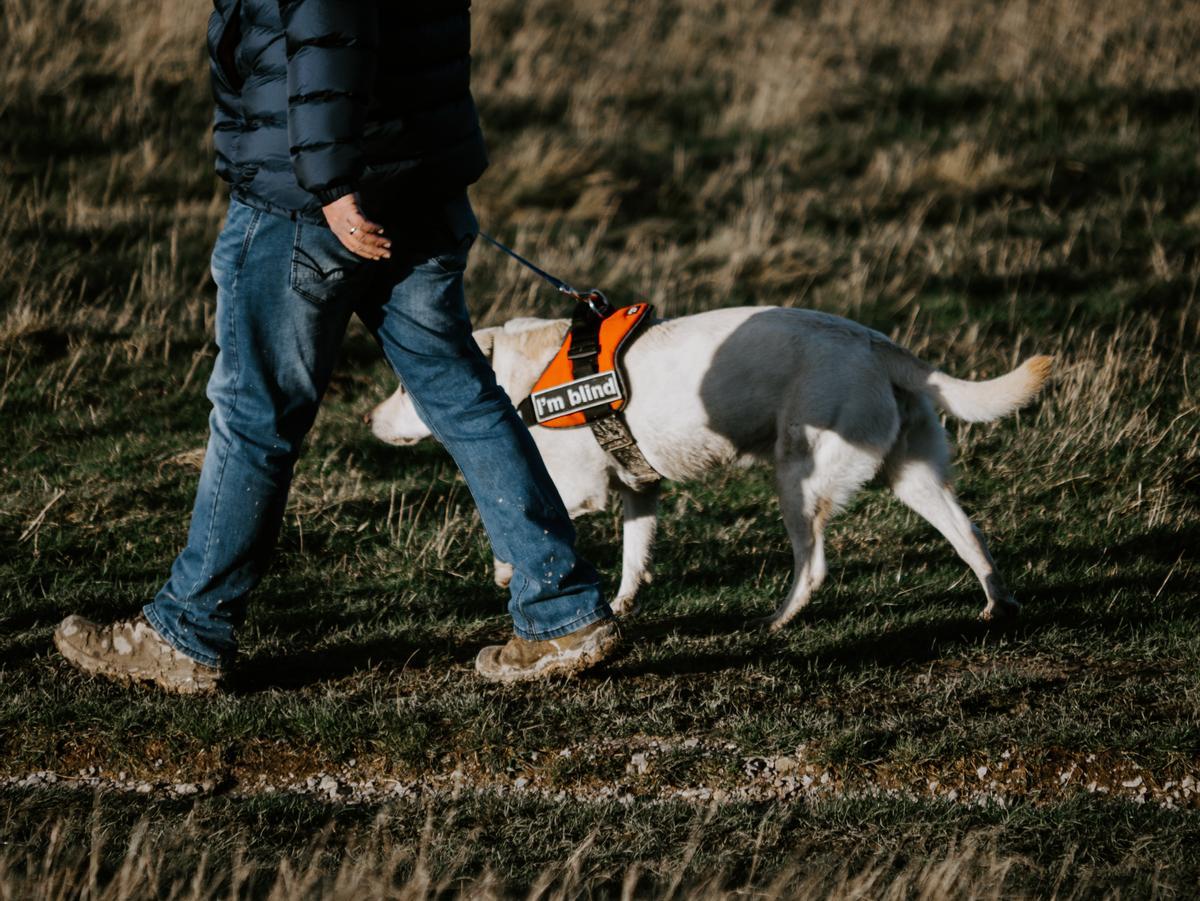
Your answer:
[583,289,613,318]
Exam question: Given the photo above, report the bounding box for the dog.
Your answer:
[367,306,1052,629]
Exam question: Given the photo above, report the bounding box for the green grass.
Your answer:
[1,0,1199,895]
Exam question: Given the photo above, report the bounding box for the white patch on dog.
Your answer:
[368,306,1051,627]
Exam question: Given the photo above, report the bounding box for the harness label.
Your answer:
[530,371,622,423]
[518,301,653,429]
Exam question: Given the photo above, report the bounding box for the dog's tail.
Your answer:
[877,340,1053,423]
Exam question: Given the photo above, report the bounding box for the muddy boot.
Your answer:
[475,620,620,683]
[54,614,223,695]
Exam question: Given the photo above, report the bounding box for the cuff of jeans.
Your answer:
[141,603,225,669]
[513,603,613,642]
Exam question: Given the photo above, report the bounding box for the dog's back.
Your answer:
[618,307,1050,479]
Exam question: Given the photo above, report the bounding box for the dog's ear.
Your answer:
[473,326,500,360]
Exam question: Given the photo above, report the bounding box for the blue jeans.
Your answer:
[144,197,610,667]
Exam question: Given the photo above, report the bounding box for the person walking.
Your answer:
[53,0,618,691]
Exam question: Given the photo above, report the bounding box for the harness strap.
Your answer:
[588,416,662,491]
[569,301,617,425]
[567,301,602,375]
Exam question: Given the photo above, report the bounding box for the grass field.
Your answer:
[2,0,1198,896]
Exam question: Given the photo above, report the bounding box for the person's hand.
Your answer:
[322,192,392,260]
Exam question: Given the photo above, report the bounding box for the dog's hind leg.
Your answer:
[612,485,660,616]
[761,430,884,631]
[884,394,1019,621]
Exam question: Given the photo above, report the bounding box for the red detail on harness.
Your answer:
[524,303,653,428]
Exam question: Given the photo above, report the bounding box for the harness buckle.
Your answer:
[566,345,598,361]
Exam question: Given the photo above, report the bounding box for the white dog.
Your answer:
[368,306,1051,629]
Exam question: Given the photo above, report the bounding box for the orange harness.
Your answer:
[519,303,652,427]
[517,300,661,489]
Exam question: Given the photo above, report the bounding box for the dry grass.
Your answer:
[0,806,1101,901]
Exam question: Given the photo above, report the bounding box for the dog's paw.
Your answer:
[748,614,788,633]
[978,595,1021,623]
[493,560,514,589]
[610,596,640,618]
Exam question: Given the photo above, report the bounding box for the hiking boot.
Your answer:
[53,614,223,695]
[475,619,620,683]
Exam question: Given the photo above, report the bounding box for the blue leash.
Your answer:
[478,231,612,316]
[477,232,581,299]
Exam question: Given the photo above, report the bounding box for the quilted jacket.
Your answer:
[207,0,488,223]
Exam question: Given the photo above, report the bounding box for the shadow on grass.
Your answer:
[607,519,1198,680]
[611,610,1009,680]
[233,631,492,693]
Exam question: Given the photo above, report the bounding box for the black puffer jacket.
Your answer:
[208,0,488,223]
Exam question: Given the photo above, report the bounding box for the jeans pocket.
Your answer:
[290,221,367,305]
[429,232,476,275]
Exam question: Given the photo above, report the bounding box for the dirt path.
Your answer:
[6,739,1197,810]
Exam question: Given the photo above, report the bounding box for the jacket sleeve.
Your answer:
[277,0,378,205]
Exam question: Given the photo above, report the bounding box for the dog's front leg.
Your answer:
[493,558,514,589]
[612,485,660,616]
